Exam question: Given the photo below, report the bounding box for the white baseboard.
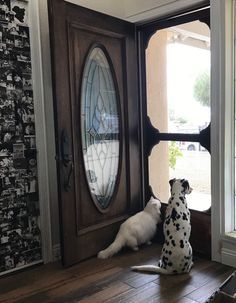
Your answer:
[52,244,61,261]
[221,248,236,268]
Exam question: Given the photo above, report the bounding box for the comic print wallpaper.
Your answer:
[0,0,42,274]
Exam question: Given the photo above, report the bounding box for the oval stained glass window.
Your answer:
[81,46,120,211]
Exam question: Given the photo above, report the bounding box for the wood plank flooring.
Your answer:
[0,244,234,303]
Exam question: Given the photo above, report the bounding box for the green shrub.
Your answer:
[169,141,183,169]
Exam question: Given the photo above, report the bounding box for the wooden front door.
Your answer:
[48,0,142,266]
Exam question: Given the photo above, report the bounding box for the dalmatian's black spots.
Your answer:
[134,179,193,275]
[162,256,169,267]
[182,180,190,192]
[184,255,191,260]
[171,208,178,221]
[171,208,181,222]
[165,218,170,225]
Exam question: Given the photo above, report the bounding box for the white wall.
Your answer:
[65,0,209,22]
[124,0,208,22]
[66,0,125,19]
[125,0,177,19]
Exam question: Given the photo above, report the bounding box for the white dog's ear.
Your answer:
[169,178,176,188]
[182,180,192,194]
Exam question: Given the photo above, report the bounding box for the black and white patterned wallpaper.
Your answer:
[0,0,42,274]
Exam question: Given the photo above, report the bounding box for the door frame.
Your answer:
[210,0,236,266]
[33,0,226,263]
[28,0,54,263]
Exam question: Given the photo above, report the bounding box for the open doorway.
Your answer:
[147,20,211,211]
[138,7,211,256]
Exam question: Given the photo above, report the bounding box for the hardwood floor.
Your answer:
[0,244,234,303]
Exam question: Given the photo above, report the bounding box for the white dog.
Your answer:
[132,178,193,274]
[97,196,162,259]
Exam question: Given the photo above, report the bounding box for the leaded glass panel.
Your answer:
[81,47,120,210]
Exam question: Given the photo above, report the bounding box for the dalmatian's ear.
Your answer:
[169,178,176,188]
[182,180,192,194]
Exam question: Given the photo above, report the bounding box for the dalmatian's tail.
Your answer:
[131,265,170,274]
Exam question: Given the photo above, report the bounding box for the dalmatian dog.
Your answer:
[131,178,193,274]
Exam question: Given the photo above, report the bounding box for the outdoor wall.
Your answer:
[146,30,170,203]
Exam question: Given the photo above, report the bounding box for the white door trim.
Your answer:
[29,0,54,263]
[28,0,234,266]
[211,0,236,267]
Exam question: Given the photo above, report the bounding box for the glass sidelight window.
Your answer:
[146,21,211,211]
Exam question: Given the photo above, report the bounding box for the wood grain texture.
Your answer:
[0,244,234,303]
[48,0,142,267]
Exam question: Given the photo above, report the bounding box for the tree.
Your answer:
[193,71,210,107]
